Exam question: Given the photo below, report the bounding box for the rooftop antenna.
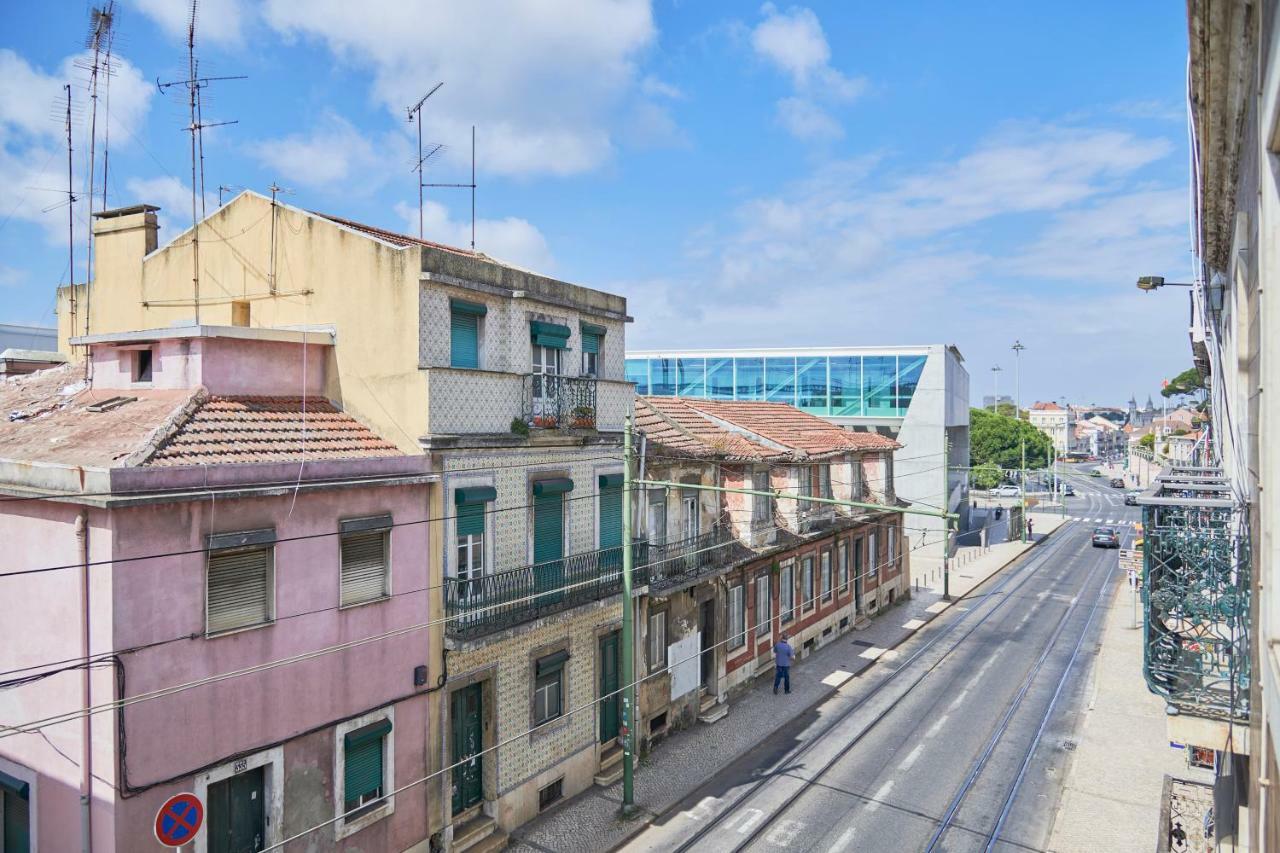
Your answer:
[156,0,245,325]
[99,3,116,211]
[407,82,443,239]
[423,125,479,251]
[266,182,293,294]
[80,1,115,339]
[64,84,78,350]
[217,184,241,207]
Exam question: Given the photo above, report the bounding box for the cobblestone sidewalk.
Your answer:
[508,524,1064,853]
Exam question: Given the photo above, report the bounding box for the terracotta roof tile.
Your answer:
[143,396,403,467]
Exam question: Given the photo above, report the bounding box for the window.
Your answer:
[854,537,864,584]
[820,550,832,601]
[343,718,391,818]
[829,356,862,416]
[625,359,649,394]
[801,557,814,611]
[134,348,153,383]
[538,779,564,811]
[580,323,605,377]
[838,541,849,591]
[1,769,30,853]
[533,650,568,726]
[677,358,706,396]
[765,356,796,404]
[868,531,879,579]
[649,358,676,396]
[728,585,746,649]
[850,459,864,501]
[648,611,667,672]
[798,356,828,410]
[647,488,667,545]
[707,358,734,398]
[449,299,485,369]
[755,574,771,637]
[887,527,898,571]
[779,563,794,622]
[734,357,764,400]
[682,493,699,541]
[819,465,833,500]
[598,474,624,551]
[206,530,274,634]
[752,470,772,526]
[340,516,391,607]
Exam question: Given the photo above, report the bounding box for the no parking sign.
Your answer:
[155,792,203,847]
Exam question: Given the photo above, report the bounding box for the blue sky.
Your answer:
[2,1,1192,407]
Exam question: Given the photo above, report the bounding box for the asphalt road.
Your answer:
[624,465,1141,853]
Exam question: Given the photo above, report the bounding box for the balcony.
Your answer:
[446,542,649,640]
[1140,466,1250,723]
[523,373,598,430]
[645,525,746,592]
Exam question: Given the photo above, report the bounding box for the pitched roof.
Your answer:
[636,397,899,461]
[0,364,404,472]
[312,212,481,258]
[1030,401,1064,411]
[143,397,403,467]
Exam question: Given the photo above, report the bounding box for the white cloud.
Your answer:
[749,5,866,141]
[775,97,842,140]
[0,265,28,289]
[393,200,554,272]
[248,113,409,191]
[641,75,685,100]
[262,0,659,177]
[131,0,249,46]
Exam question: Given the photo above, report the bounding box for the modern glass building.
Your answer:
[627,346,971,561]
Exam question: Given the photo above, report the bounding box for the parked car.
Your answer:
[1092,527,1120,548]
[1124,490,1141,506]
[1109,478,1125,488]
[990,485,1021,497]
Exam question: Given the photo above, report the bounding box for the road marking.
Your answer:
[722,807,764,834]
[948,689,969,710]
[898,743,924,771]
[865,780,895,813]
[827,827,857,853]
[765,819,804,847]
[925,714,949,737]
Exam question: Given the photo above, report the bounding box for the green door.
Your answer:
[451,684,484,815]
[1,777,30,853]
[533,492,565,606]
[207,766,265,853]
[599,631,621,743]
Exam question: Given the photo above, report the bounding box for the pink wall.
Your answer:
[90,336,328,396]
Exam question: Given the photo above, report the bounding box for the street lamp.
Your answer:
[1136,275,1194,291]
[991,365,1003,414]
[1011,340,1025,418]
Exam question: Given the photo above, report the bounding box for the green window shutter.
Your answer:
[344,739,383,807]
[456,501,485,538]
[451,310,479,368]
[455,486,497,505]
[530,321,570,349]
[449,298,487,316]
[599,484,622,548]
[340,531,388,607]
[533,493,564,564]
[532,478,574,496]
[581,332,600,355]
[207,548,271,633]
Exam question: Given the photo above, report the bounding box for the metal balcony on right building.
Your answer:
[1138,466,1250,724]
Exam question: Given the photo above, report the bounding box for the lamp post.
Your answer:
[1011,340,1025,419]
[991,365,1003,414]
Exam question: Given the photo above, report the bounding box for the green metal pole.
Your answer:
[1020,439,1027,543]
[620,416,636,812]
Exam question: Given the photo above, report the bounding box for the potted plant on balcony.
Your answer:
[532,414,559,429]
[569,405,596,429]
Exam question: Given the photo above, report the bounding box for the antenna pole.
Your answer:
[101,4,115,210]
[471,125,476,251]
[406,82,443,241]
[65,84,78,350]
[268,182,280,294]
[195,61,207,221]
[187,5,200,325]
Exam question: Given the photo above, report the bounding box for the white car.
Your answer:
[990,485,1021,497]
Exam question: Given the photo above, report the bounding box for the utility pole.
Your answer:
[1020,439,1027,543]
[991,365,1003,414]
[620,416,636,813]
[943,435,952,600]
[1011,340,1025,418]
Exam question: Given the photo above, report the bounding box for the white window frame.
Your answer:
[755,574,771,638]
[779,563,795,623]
[801,557,815,611]
[648,610,667,673]
[819,464,832,500]
[647,488,667,545]
[888,526,898,570]
[838,540,849,591]
[533,655,566,726]
[582,348,599,378]
[752,469,772,527]
[334,707,396,840]
[682,494,699,541]
[820,550,832,601]
[193,746,284,853]
[868,531,879,579]
[729,584,746,649]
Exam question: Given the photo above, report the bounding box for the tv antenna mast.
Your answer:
[423,126,479,251]
[78,1,115,339]
[63,85,79,349]
[156,0,245,324]
[407,82,443,240]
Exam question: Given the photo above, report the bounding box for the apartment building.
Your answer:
[0,327,434,852]
[631,397,908,742]
[1027,401,1076,454]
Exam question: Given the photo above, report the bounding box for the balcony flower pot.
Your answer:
[533,415,559,429]
[570,405,596,429]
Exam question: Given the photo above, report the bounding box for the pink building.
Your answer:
[0,326,436,852]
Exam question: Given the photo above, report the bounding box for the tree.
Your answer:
[971,461,1003,490]
[969,408,1055,472]
[1138,433,1155,449]
[1162,367,1206,400]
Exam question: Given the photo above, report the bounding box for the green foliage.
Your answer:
[1138,433,1155,449]
[969,408,1054,471]
[510,417,530,437]
[971,462,1003,490]
[1161,367,1205,399]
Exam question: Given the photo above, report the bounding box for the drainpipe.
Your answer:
[75,510,93,853]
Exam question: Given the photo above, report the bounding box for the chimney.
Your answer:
[92,204,160,272]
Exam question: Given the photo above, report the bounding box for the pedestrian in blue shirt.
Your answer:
[773,633,794,695]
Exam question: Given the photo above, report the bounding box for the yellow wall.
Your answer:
[58,193,429,453]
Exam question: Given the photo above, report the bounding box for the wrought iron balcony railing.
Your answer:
[522,373,598,430]
[446,541,649,640]
[645,525,742,591]
[1139,466,1250,722]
